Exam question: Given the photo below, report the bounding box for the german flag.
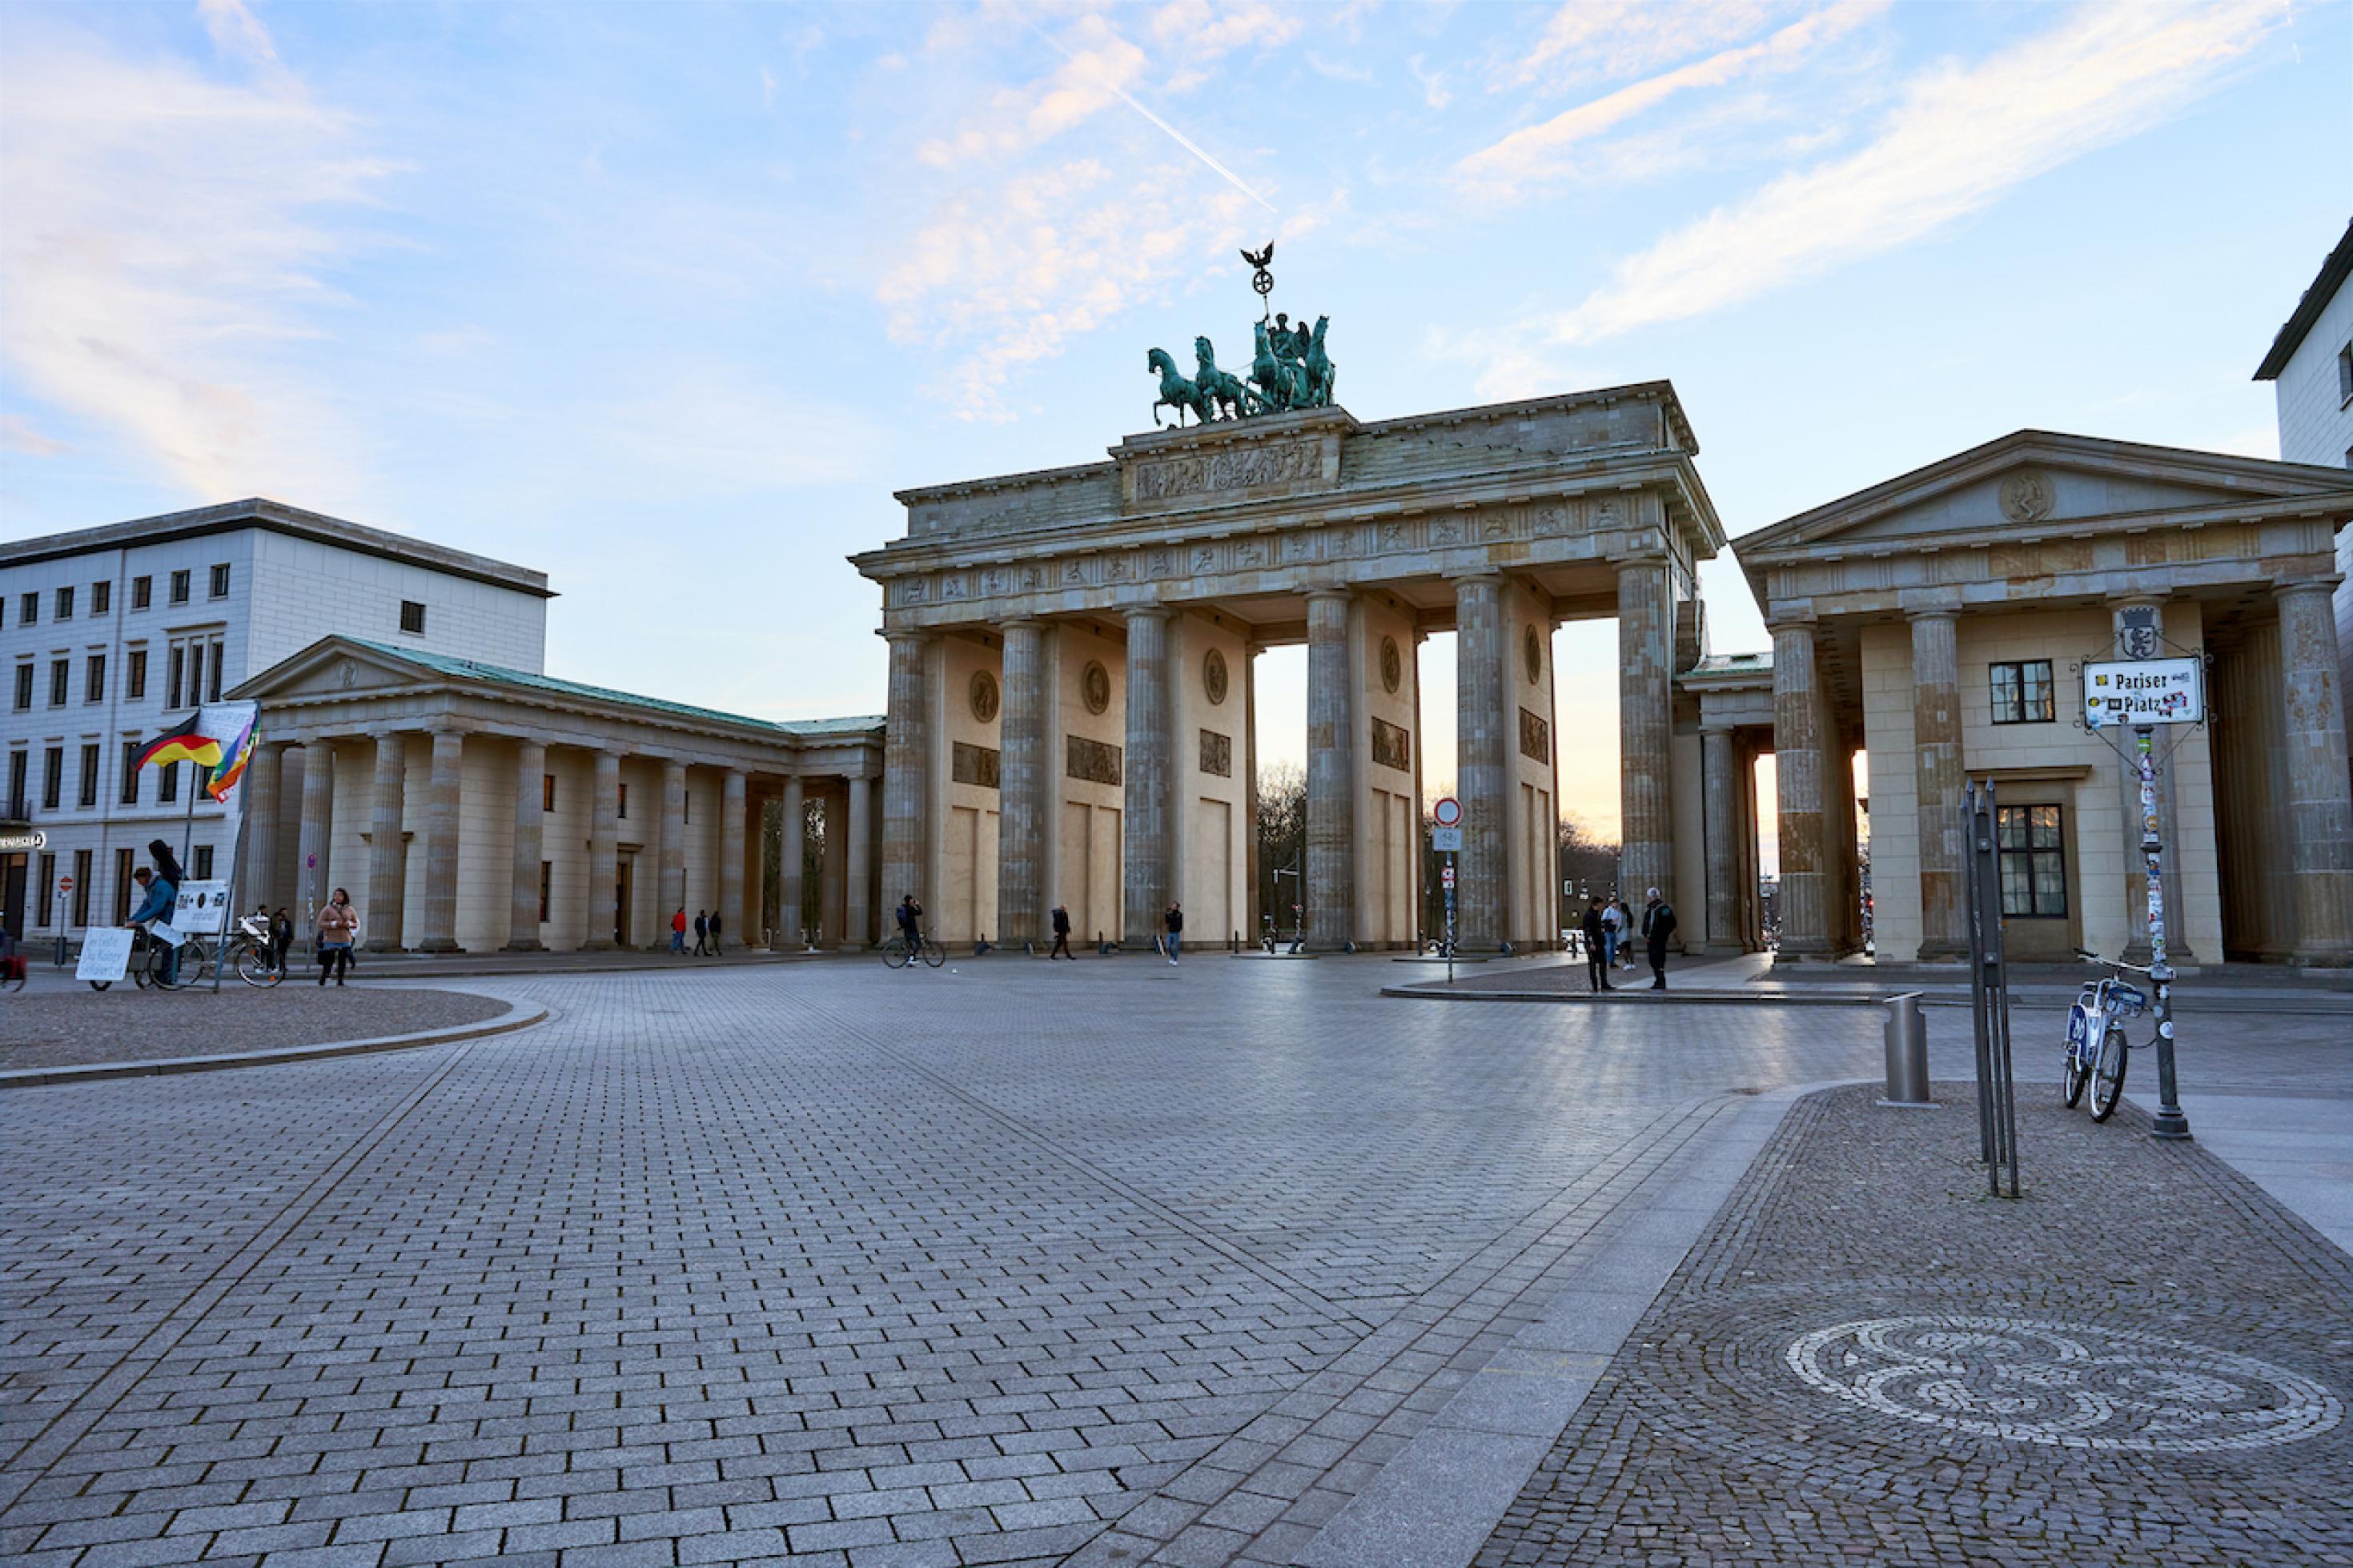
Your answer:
[135,730,223,772]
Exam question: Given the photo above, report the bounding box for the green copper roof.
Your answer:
[346,640,881,738]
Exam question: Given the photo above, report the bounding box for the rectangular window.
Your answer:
[539,861,552,923]
[158,759,179,804]
[113,847,135,925]
[1989,660,2055,724]
[131,575,151,611]
[120,740,142,805]
[91,580,110,616]
[42,747,62,811]
[209,563,230,599]
[71,848,91,927]
[49,660,69,708]
[6,751,25,818]
[85,653,105,704]
[400,600,427,635]
[54,585,73,620]
[1996,804,2068,917]
[207,641,223,702]
[169,569,190,605]
[13,664,30,711]
[18,591,35,625]
[35,851,54,927]
[617,783,628,820]
[167,644,185,708]
[78,744,99,808]
[543,774,556,812]
[2339,342,2353,403]
[126,648,147,700]
[193,844,214,880]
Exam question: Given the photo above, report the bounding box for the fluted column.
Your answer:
[239,741,287,911]
[881,632,929,911]
[996,620,1047,944]
[720,768,747,948]
[777,774,806,948]
[1122,608,1173,948]
[2113,600,2193,961]
[364,729,408,952]
[1305,590,1355,950]
[1616,559,1674,908]
[583,748,620,950]
[296,740,334,916]
[1909,609,1966,960]
[655,759,687,947]
[506,740,545,949]
[846,772,873,948]
[1772,622,1829,960]
[1455,575,1507,950]
[2281,582,2353,965]
[1701,724,1739,954]
[417,727,464,952]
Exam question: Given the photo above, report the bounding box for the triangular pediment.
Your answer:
[1736,431,2353,559]
[230,636,441,702]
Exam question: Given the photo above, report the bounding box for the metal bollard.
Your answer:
[1879,993,1934,1109]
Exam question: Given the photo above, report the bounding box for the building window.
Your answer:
[167,645,185,708]
[113,847,135,925]
[35,851,54,927]
[71,848,91,927]
[55,585,74,620]
[169,569,190,605]
[91,581,110,616]
[1996,804,2067,917]
[158,759,179,804]
[12,664,30,711]
[49,659,69,708]
[131,575,151,611]
[543,774,556,812]
[1989,660,2054,724]
[6,751,25,818]
[120,741,142,806]
[18,591,35,626]
[78,744,99,808]
[126,648,147,701]
[617,783,628,820]
[42,747,62,811]
[193,844,214,880]
[86,654,105,704]
[400,600,427,636]
[208,563,231,599]
[539,861,552,923]
[2339,342,2353,405]
[207,640,224,702]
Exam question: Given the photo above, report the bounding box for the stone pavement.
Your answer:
[0,985,509,1073]
[1475,1083,2352,1568]
[0,956,2343,1567]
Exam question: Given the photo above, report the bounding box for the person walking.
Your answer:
[693,910,709,956]
[708,909,722,955]
[1049,903,1074,960]
[1581,895,1611,992]
[315,888,357,985]
[1163,901,1183,965]
[670,906,688,955]
[1599,896,1623,973]
[1641,887,1677,990]
[271,907,295,973]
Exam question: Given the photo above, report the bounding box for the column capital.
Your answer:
[1766,616,1818,638]
[1304,585,1355,604]
[1122,604,1173,625]
[998,615,1046,631]
[1901,598,1962,623]
[2276,576,2342,600]
[428,723,467,742]
[1448,570,1504,588]
[882,628,930,647]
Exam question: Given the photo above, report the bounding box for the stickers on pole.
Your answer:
[2082,657,2202,729]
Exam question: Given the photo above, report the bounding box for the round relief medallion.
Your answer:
[1081,660,1110,716]
[1203,648,1229,706]
[1785,1313,2342,1454]
[1524,626,1544,684]
[1380,636,1402,695]
[1998,469,2054,523]
[970,670,999,724]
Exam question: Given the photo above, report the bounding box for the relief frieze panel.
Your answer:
[1371,717,1411,774]
[952,742,1001,789]
[1518,707,1551,763]
[1067,736,1123,786]
[1198,728,1231,778]
[1129,439,1320,506]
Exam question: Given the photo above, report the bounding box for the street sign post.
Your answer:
[1432,796,1460,982]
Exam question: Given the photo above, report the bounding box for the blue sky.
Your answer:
[2,0,2343,837]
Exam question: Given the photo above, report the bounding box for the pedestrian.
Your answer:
[1616,899,1638,970]
[1600,896,1623,972]
[1164,900,1183,965]
[671,906,687,955]
[895,894,924,970]
[1581,895,1611,992]
[709,909,722,955]
[1641,886,1677,990]
[272,907,295,972]
[1050,903,1074,960]
[693,911,709,956]
[315,888,357,985]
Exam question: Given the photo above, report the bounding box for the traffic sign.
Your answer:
[2083,657,2202,729]
[307,852,317,868]
[1431,826,1462,852]
[1441,865,1456,888]
[1431,796,1461,828]
[57,875,74,892]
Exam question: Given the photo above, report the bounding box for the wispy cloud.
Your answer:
[1493,0,1799,94]
[1,415,69,458]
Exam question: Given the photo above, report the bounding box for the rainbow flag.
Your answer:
[135,730,223,772]
[207,714,260,801]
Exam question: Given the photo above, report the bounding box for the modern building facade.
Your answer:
[1,499,550,940]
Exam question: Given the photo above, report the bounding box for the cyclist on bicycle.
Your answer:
[126,840,183,986]
[895,894,924,962]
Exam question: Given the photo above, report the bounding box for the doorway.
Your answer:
[614,858,633,948]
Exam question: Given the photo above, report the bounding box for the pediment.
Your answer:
[232,637,436,701]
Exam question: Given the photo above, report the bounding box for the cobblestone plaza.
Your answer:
[2,960,2347,1567]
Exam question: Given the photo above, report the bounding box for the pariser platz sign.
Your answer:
[2082,656,2205,729]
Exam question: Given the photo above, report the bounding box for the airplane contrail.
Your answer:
[1024,22,1278,214]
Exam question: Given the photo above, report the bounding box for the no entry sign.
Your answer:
[1432,796,1461,828]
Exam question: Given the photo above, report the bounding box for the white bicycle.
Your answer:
[2064,948,2148,1122]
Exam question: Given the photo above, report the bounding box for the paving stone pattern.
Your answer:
[1476,1082,2353,1568]
[0,988,510,1072]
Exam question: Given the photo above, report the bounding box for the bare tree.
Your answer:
[1255,762,1305,937]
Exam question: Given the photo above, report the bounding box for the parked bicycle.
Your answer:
[2064,948,2148,1122]
[881,931,946,969]
[223,912,285,988]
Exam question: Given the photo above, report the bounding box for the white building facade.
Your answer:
[1,499,551,940]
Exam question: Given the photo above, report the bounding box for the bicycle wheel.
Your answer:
[155,940,204,992]
[2062,1049,2090,1109]
[921,938,946,968]
[883,936,912,970]
[236,942,283,988]
[90,980,113,992]
[2090,1025,2129,1122]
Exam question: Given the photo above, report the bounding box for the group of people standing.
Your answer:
[669,908,725,956]
[1581,888,1677,992]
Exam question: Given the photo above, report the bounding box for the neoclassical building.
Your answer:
[232,638,882,952]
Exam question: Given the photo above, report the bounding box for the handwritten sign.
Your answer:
[76,928,132,984]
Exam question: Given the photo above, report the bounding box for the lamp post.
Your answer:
[2135,727,2191,1141]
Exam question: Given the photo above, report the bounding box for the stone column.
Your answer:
[583,748,620,950]
[417,727,465,952]
[2113,600,2193,961]
[1305,590,1355,950]
[881,632,929,909]
[996,619,1047,945]
[1243,644,1262,940]
[1616,559,1674,908]
[296,740,335,916]
[506,740,545,950]
[239,741,286,911]
[656,760,687,946]
[2280,581,2353,965]
[1122,608,1172,948]
[1455,575,1507,949]
[777,773,805,947]
[364,729,408,952]
[817,792,844,944]
[719,768,747,949]
[1909,609,1966,960]
[1771,622,1830,960]
[846,772,873,948]
[1701,724,1739,954]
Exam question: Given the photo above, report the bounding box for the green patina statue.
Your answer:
[1145,243,1335,425]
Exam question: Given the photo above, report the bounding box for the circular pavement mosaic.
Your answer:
[1785,1313,2343,1454]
